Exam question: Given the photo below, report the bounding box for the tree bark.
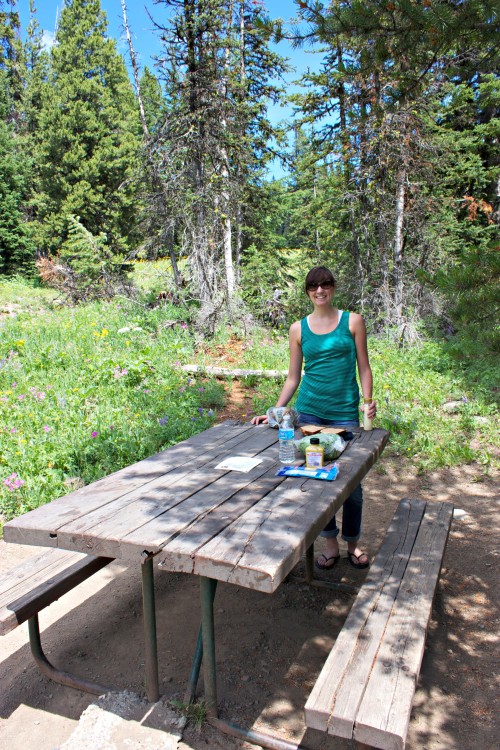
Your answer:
[393,167,406,326]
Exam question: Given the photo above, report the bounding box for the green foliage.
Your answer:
[0,285,224,520]
[170,699,207,732]
[29,0,141,258]
[0,117,34,272]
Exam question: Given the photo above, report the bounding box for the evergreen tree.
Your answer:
[30,0,141,262]
[288,1,500,328]
[0,117,33,272]
[0,0,34,272]
[151,0,287,328]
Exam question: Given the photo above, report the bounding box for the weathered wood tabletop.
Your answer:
[4,421,389,594]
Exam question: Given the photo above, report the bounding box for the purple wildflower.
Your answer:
[4,472,25,491]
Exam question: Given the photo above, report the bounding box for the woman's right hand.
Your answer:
[251,414,268,425]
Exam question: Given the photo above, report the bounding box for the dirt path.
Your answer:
[0,443,498,750]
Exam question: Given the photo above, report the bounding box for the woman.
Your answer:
[251,266,377,570]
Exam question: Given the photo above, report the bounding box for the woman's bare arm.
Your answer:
[350,313,377,419]
[251,321,303,424]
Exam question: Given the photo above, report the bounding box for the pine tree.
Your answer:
[150,0,287,329]
[30,0,141,262]
[0,0,34,272]
[291,0,500,328]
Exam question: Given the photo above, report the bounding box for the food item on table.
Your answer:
[305,437,324,468]
[300,424,323,436]
[295,433,346,460]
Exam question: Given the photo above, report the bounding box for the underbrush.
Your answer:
[0,293,223,521]
[1,279,498,524]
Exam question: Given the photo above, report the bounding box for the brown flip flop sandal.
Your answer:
[315,554,340,570]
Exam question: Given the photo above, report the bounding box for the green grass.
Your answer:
[0,291,224,521]
[1,277,498,525]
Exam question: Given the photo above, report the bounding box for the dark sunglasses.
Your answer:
[306,281,334,291]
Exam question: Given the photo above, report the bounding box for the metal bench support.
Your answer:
[28,614,110,695]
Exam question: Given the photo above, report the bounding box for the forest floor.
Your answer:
[0,381,498,750]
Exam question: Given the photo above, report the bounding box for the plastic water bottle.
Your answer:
[279,413,295,464]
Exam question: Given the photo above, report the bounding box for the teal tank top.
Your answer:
[294,311,360,421]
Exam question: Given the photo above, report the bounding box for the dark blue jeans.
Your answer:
[298,413,363,543]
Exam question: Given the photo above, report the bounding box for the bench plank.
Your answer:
[353,502,453,750]
[305,498,426,734]
[0,548,112,635]
[304,498,453,750]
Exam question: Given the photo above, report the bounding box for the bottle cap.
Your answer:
[310,437,320,444]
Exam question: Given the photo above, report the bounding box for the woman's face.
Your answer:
[306,279,335,307]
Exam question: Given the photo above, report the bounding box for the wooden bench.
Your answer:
[0,547,113,694]
[305,497,453,750]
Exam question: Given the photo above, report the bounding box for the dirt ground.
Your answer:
[0,388,498,750]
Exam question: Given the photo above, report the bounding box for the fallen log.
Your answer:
[180,364,288,379]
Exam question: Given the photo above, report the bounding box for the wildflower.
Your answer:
[16,339,25,347]
[208,409,214,417]
[43,425,51,433]
[179,386,186,393]
[109,425,114,430]
[198,407,204,415]
[158,416,169,426]
[101,328,109,337]
[179,323,188,330]
[10,428,16,434]
[4,472,25,490]
[18,394,26,400]
[12,382,17,388]
[91,431,98,438]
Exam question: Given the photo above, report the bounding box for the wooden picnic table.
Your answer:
[4,420,389,747]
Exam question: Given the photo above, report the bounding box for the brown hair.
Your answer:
[304,266,336,294]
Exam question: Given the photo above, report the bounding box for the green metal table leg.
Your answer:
[28,614,110,695]
[305,543,314,583]
[141,555,159,702]
[199,576,218,717]
[184,625,203,704]
[198,579,312,749]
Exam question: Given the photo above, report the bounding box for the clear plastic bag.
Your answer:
[266,406,299,428]
[295,433,346,460]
